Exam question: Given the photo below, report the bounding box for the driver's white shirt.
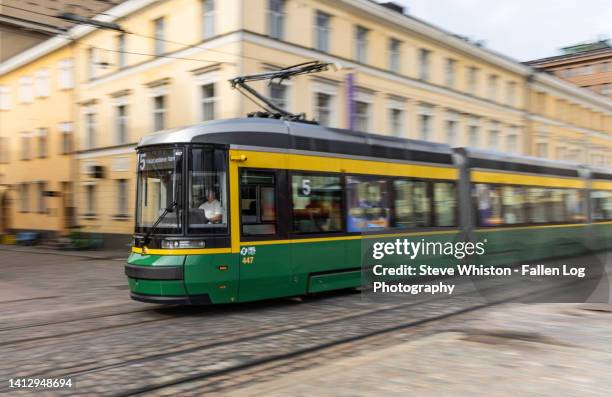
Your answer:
[199,199,222,220]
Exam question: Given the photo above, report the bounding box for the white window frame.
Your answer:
[194,71,219,122]
[467,116,480,148]
[355,26,369,63]
[419,49,430,81]
[34,69,50,98]
[467,66,478,94]
[154,17,165,55]
[389,38,401,73]
[58,59,74,89]
[445,58,456,88]
[312,80,338,127]
[117,34,126,69]
[87,47,96,80]
[386,96,405,137]
[20,183,30,213]
[203,0,215,39]
[37,128,48,158]
[354,89,373,132]
[21,131,33,160]
[268,79,292,113]
[59,122,73,154]
[488,120,501,150]
[268,0,285,40]
[82,106,97,150]
[314,11,331,52]
[115,101,129,145]
[0,85,10,110]
[37,181,47,213]
[117,179,129,216]
[418,103,434,140]
[445,110,459,146]
[488,74,498,101]
[19,76,33,103]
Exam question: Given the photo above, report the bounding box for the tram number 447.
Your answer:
[240,246,257,264]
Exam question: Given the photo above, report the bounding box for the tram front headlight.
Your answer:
[161,239,206,249]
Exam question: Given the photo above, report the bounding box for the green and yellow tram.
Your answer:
[126,117,612,304]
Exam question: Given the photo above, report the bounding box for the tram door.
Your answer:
[238,169,294,301]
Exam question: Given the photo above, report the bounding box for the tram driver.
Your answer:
[198,189,223,224]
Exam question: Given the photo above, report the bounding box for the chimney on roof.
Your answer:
[380,2,406,14]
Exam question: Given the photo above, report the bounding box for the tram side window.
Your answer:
[501,186,526,224]
[433,182,456,227]
[240,170,277,236]
[393,180,431,228]
[291,174,343,233]
[592,190,612,221]
[188,148,228,234]
[526,187,553,223]
[346,176,390,232]
[474,184,503,226]
[565,189,585,222]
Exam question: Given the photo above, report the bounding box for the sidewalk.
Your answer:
[0,244,130,260]
[229,303,612,397]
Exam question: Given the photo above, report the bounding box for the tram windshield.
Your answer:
[136,147,183,234]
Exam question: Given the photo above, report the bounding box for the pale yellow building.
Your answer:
[1,0,611,245]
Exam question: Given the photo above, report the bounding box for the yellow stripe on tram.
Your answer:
[471,170,585,189]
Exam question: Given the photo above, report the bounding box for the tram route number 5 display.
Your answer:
[240,246,257,264]
[299,179,311,196]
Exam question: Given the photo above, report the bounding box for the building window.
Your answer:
[269,82,288,110]
[268,0,285,40]
[37,181,47,213]
[21,133,31,160]
[445,58,456,88]
[355,100,371,132]
[387,98,405,137]
[389,108,404,137]
[314,11,330,52]
[467,66,478,94]
[488,121,500,150]
[58,59,73,89]
[201,83,216,121]
[116,104,128,144]
[506,127,519,153]
[38,128,48,158]
[418,104,433,140]
[0,137,8,164]
[445,111,458,146]
[488,74,498,101]
[468,117,480,147]
[203,0,215,39]
[35,69,50,98]
[19,76,33,103]
[602,83,611,97]
[59,122,73,154]
[86,184,96,216]
[85,111,96,149]
[419,49,430,81]
[536,142,548,158]
[153,95,166,131]
[87,47,96,80]
[537,91,547,114]
[389,38,401,73]
[315,92,332,126]
[20,184,29,212]
[154,17,165,55]
[117,34,126,69]
[0,85,10,110]
[117,179,128,216]
[355,26,369,63]
[506,81,516,106]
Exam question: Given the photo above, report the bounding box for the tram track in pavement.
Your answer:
[1,269,593,396]
[115,276,595,397]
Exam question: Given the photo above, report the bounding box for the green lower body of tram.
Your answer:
[127,223,610,305]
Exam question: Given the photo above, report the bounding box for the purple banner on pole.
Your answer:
[346,73,355,131]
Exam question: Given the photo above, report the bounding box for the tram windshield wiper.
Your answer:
[143,200,178,246]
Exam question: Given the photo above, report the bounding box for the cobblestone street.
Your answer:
[1,248,612,396]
